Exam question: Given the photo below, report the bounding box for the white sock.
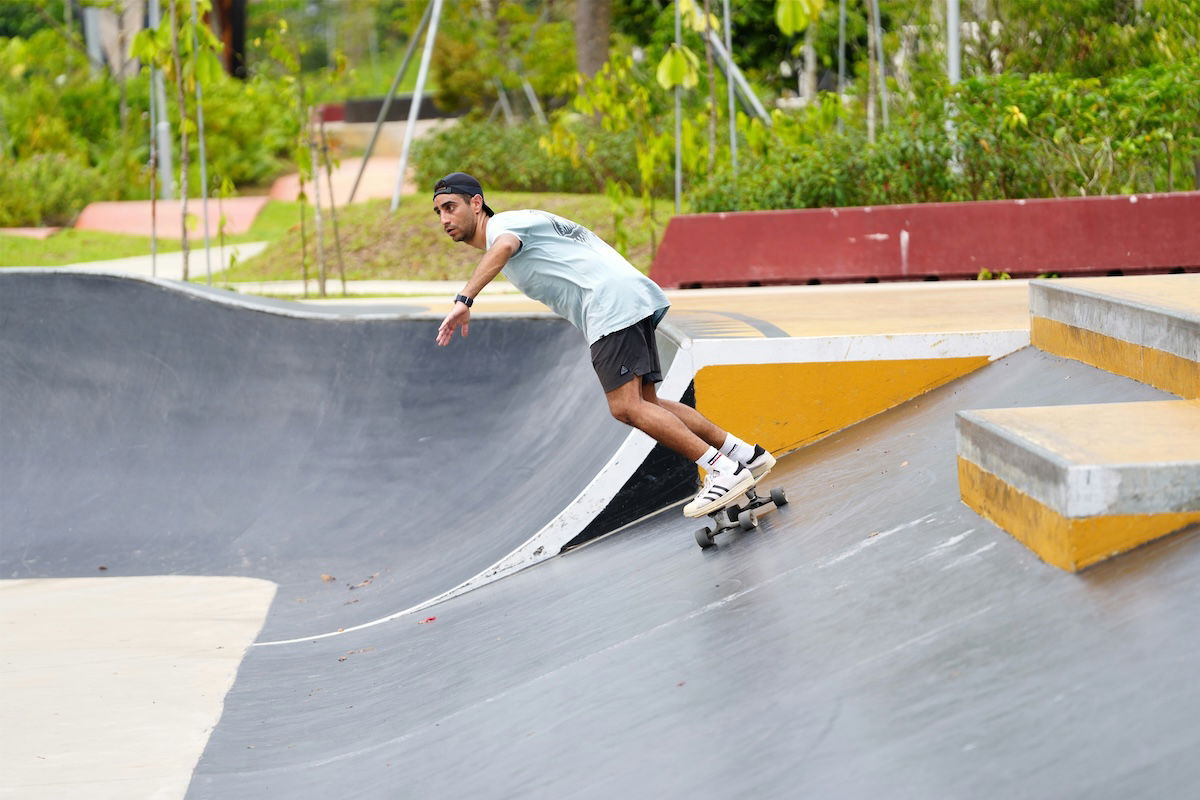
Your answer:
[720,434,756,465]
[696,447,739,475]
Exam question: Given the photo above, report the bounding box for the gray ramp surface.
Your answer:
[189,348,1200,799]
[0,272,626,641]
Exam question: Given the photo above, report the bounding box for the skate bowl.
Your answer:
[0,271,704,644]
[3,270,1200,798]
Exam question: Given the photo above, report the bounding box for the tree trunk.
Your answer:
[574,0,612,78]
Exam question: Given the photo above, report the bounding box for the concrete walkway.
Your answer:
[35,242,273,282]
[7,244,526,299]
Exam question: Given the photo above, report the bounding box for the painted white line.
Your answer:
[918,529,977,562]
[941,542,999,570]
[693,330,1029,369]
[817,513,937,569]
[254,347,699,647]
[255,325,1025,646]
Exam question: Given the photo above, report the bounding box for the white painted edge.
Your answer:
[691,329,1029,368]
[8,272,1033,646]
[258,327,1028,647]
[254,345,699,647]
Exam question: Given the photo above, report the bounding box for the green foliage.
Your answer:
[0,153,118,227]
[976,268,1012,280]
[692,58,1200,211]
[776,0,826,37]
[411,117,641,195]
[991,0,1199,77]
[0,1,67,40]
[429,0,577,117]
[0,10,302,226]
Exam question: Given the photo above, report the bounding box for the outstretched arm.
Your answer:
[436,233,521,346]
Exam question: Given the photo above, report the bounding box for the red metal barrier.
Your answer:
[649,192,1200,288]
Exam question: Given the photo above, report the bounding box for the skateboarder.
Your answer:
[433,172,775,517]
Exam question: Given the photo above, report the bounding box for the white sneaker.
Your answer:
[684,464,756,518]
[744,445,776,479]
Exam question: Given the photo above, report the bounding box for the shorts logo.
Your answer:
[619,365,630,376]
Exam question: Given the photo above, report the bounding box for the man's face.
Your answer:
[433,193,478,243]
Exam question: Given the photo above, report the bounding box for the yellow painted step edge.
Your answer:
[1031,316,1199,399]
[958,456,1200,572]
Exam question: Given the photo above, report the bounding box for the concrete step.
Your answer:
[1030,274,1199,398]
[957,400,1200,572]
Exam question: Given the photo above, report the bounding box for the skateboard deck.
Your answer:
[693,484,788,549]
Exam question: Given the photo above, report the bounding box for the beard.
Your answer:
[447,216,476,242]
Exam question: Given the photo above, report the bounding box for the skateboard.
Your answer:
[693,484,788,549]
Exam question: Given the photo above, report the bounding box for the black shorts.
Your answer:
[590,316,663,393]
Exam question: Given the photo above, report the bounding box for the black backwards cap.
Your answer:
[433,172,495,217]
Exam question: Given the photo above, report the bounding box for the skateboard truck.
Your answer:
[694,485,788,549]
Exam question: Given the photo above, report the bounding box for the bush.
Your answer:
[0,29,297,226]
[411,117,642,194]
[691,59,1200,212]
[0,153,118,227]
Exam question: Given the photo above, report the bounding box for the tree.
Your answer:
[576,0,613,77]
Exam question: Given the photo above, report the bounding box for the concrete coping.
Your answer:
[957,400,1200,518]
[1030,275,1200,360]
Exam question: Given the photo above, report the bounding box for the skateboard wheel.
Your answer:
[738,509,758,530]
[770,487,788,507]
[695,526,716,549]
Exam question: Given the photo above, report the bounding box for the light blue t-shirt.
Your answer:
[486,210,670,344]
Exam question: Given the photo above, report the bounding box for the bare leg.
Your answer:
[641,381,727,449]
[604,378,709,461]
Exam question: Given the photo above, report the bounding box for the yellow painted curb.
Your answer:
[958,456,1200,572]
[696,356,990,456]
[1031,316,1199,399]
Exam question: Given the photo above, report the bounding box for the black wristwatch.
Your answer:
[454,294,474,308]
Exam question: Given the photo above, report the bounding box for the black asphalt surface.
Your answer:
[190,349,1199,799]
[4,271,1198,798]
[0,272,627,641]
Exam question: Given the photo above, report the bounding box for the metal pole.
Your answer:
[148,62,159,277]
[945,0,962,174]
[722,0,736,179]
[871,0,889,128]
[674,0,682,215]
[348,0,433,205]
[391,0,444,212]
[947,0,961,84]
[520,78,547,126]
[82,5,103,74]
[494,78,516,126]
[706,31,771,125]
[837,0,846,135]
[147,0,174,199]
[189,0,213,284]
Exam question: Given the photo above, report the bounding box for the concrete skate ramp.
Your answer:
[188,347,1200,798]
[0,271,629,641]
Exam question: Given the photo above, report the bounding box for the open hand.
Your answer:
[436,303,471,346]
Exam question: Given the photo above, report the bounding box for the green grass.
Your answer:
[1,193,663,283]
[0,229,181,267]
[222,192,663,283]
[0,200,307,267]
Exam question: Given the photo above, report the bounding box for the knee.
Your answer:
[606,396,640,426]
